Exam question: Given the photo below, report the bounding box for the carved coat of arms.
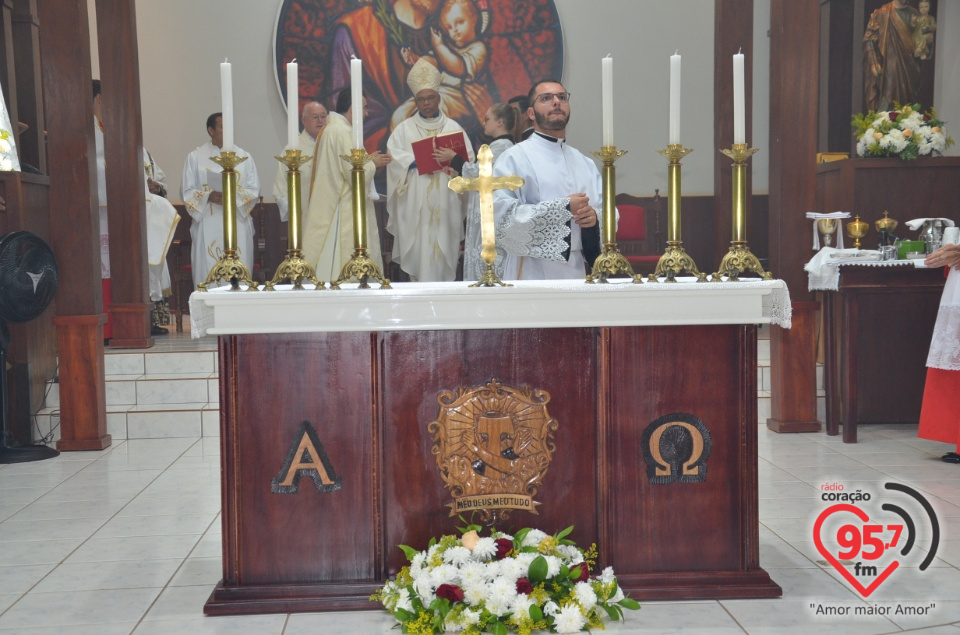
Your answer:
[428,379,558,524]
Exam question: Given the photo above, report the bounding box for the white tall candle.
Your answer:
[733,52,745,145]
[286,60,298,149]
[350,58,364,149]
[601,56,613,146]
[220,60,234,151]
[669,52,681,145]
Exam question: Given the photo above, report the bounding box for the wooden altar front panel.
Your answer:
[206,325,780,615]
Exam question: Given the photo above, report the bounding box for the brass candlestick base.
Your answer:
[649,144,704,283]
[198,151,258,292]
[713,242,772,281]
[332,148,391,289]
[587,146,642,284]
[264,149,324,291]
[653,242,708,282]
[470,263,511,288]
[712,144,771,282]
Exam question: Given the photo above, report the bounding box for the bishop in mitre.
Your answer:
[386,58,473,282]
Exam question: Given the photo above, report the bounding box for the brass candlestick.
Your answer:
[586,146,642,284]
[198,151,258,292]
[712,144,771,281]
[264,149,324,291]
[652,144,706,283]
[448,144,522,287]
[331,148,391,289]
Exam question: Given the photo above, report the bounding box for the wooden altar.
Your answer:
[191,281,787,614]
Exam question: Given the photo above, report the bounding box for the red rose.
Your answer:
[573,563,590,582]
[494,538,513,560]
[516,578,534,595]
[889,112,899,121]
[436,584,464,603]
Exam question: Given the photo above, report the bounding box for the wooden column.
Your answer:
[11,0,46,173]
[713,0,753,271]
[37,0,110,451]
[766,0,821,433]
[95,0,151,349]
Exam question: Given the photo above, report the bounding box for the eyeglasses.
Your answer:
[534,92,571,105]
[415,94,440,104]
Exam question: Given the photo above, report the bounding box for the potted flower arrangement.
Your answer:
[372,521,640,634]
[852,103,953,161]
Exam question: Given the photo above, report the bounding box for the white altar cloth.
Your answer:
[189,278,792,337]
[805,247,924,292]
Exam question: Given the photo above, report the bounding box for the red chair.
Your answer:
[615,200,661,274]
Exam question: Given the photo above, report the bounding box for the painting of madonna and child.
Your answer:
[275,0,563,151]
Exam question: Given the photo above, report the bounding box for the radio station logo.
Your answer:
[814,482,940,598]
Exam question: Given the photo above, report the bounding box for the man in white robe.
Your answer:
[93,81,113,338]
[143,149,179,333]
[386,59,473,282]
[303,90,392,281]
[272,101,327,223]
[181,112,260,288]
[493,80,602,280]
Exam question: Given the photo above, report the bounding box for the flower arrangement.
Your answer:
[853,103,953,161]
[372,522,640,635]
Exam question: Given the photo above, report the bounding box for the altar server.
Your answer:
[918,242,960,464]
[492,80,601,280]
[181,112,260,288]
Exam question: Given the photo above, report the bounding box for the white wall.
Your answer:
[90,0,953,202]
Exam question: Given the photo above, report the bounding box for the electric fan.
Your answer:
[0,231,59,463]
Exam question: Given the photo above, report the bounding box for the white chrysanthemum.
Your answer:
[554,604,587,633]
[556,544,583,564]
[395,587,415,614]
[0,157,12,171]
[574,581,598,612]
[413,574,435,602]
[543,600,560,616]
[495,531,514,542]
[544,555,562,578]
[410,552,427,576]
[857,135,872,157]
[931,131,947,152]
[443,545,472,567]
[515,551,537,570]
[463,580,487,606]
[0,138,10,153]
[496,556,526,582]
[872,115,887,128]
[510,592,536,616]
[461,608,481,626]
[521,529,548,548]
[610,584,625,603]
[485,577,518,616]
[473,536,497,560]
[430,564,460,589]
[459,561,488,589]
[600,566,616,585]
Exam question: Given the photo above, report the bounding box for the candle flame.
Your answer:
[675,50,679,55]
[224,57,228,63]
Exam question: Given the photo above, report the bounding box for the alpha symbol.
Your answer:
[271,420,342,494]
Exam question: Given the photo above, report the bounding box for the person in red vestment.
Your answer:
[919,242,960,464]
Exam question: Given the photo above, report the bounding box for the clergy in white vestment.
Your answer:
[303,89,393,281]
[493,80,603,280]
[93,82,112,338]
[272,101,327,223]
[181,112,260,289]
[386,59,474,282]
[142,149,179,307]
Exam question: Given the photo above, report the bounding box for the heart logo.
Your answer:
[813,503,900,598]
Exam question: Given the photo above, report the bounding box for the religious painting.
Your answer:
[274,0,563,151]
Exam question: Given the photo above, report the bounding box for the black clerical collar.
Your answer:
[534,131,564,143]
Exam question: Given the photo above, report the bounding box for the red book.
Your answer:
[411,131,469,175]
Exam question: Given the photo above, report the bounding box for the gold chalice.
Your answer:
[846,215,869,249]
[817,218,839,247]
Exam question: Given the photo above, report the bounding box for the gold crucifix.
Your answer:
[448,144,523,287]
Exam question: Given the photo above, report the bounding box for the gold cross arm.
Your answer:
[448,144,523,268]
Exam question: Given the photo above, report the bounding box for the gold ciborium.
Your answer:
[874,211,898,234]
[846,215,869,249]
[817,218,839,247]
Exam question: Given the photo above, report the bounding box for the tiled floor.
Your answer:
[1,423,958,634]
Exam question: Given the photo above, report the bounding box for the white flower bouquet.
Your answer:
[853,103,953,161]
[372,523,640,634]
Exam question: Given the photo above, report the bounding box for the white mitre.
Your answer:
[407,58,441,95]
